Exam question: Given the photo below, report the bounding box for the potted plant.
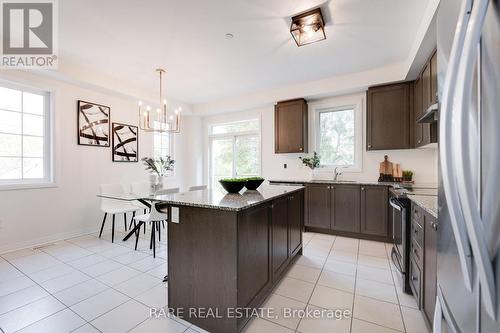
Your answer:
[299,152,320,169]
[402,170,414,182]
[141,156,175,191]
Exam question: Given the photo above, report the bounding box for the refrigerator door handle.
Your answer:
[433,287,460,333]
[453,0,497,319]
[439,0,474,291]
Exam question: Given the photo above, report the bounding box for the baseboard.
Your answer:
[0,227,100,255]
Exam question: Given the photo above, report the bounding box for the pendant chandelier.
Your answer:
[138,68,181,133]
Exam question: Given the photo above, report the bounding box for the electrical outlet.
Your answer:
[284,164,287,169]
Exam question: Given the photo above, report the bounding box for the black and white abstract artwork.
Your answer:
[112,123,138,162]
[77,100,110,146]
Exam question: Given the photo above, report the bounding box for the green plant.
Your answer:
[141,156,175,177]
[402,170,414,180]
[299,152,321,170]
[243,177,264,181]
[219,178,247,182]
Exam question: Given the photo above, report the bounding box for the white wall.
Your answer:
[202,93,438,186]
[0,71,202,253]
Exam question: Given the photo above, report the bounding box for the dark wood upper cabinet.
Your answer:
[414,49,438,148]
[360,186,389,237]
[305,184,331,229]
[430,51,438,105]
[274,98,308,153]
[367,82,411,150]
[331,185,360,233]
[414,77,424,146]
[288,191,303,256]
[422,63,431,111]
[423,213,438,324]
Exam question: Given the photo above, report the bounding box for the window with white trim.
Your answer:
[315,101,362,171]
[209,119,261,189]
[153,131,171,159]
[0,82,52,187]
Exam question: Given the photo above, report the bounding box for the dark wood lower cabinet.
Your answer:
[423,212,438,324]
[167,189,304,333]
[238,204,271,310]
[360,186,389,238]
[305,184,331,229]
[271,197,289,279]
[410,202,438,330]
[331,184,361,233]
[305,184,389,242]
[288,191,303,255]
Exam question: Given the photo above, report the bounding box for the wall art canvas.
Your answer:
[77,100,110,146]
[112,123,139,162]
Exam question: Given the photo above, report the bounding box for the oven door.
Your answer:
[390,197,404,258]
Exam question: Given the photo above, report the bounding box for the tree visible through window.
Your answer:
[209,119,260,188]
[318,108,355,166]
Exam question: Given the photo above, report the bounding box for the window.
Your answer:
[209,119,260,189]
[153,131,171,159]
[0,82,52,188]
[314,99,362,172]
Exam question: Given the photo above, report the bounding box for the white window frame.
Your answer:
[312,96,363,173]
[0,80,54,190]
[153,129,175,177]
[208,119,262,188]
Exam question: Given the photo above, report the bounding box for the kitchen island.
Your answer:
[155,185,305,333]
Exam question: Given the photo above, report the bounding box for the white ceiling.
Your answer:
[59,0,430,105]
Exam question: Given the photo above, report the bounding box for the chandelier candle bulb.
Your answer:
[137,68,181,133]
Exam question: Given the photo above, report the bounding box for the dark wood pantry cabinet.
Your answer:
[367,82,412,150]
[274,98,308,153]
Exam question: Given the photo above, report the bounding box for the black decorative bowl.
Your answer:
[219,180,246,193]
[245,178,264,190]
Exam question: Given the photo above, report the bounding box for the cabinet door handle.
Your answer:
[411,276,417,281]
[299,147,303,151]
[361,187,365,191]
[368,145,372,148]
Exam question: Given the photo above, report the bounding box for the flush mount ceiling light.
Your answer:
[290,7,326,47]
[138,69,181,133]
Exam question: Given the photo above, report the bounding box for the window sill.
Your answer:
[0,182,58,191]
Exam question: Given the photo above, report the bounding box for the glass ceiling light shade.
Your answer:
[138,68,181,133]
[290,8,326,47]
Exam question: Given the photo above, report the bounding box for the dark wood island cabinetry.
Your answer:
[158,185,304,333]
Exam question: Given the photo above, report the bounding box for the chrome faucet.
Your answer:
[333,167,343,181]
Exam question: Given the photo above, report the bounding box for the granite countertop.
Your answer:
[408,194,438,218]
[269,179,395,186]
[151,185,304,211]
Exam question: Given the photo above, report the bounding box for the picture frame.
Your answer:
[112,122,139,162]
[77,100,111,147]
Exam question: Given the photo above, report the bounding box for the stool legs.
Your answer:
[99,213,107,238]
[111,214,115,243]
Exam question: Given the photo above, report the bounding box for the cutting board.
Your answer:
[379,155,393,176]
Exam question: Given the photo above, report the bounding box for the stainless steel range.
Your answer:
[389,186,437,294]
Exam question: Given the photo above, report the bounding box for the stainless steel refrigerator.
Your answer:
[436,0,500,332]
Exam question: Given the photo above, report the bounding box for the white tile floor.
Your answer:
[0,228,429,333]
